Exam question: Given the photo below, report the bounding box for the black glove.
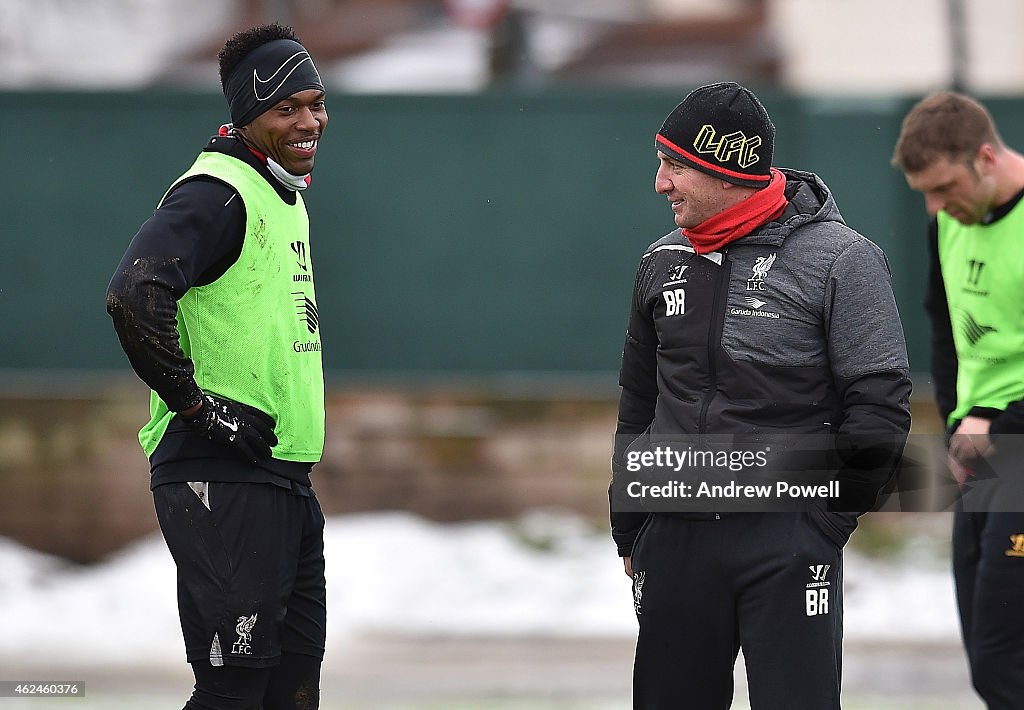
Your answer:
[183,393,278,463]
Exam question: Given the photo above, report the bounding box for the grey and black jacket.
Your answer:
[611,168,912,556]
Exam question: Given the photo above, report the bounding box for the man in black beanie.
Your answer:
[610,82,913,708]
[108,24,329,709]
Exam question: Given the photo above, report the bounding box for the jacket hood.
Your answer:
[747,168,845,243]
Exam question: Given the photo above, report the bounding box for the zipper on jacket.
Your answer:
[702,250,730,525]
[697,250,732,438]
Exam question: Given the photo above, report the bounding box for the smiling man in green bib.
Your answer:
[107,23,329,709]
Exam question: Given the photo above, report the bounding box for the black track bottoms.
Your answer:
[630,513,849,709]
[953,510,1024,710]
[184,654,321,710]
[153,481,327,668]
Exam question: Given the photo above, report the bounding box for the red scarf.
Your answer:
[683,168,788,254]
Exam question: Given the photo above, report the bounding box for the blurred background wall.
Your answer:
[0,0,1019,562]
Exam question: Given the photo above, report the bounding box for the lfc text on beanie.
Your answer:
[656,82,775,188]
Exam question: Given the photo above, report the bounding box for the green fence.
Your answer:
[7,89,1021,382]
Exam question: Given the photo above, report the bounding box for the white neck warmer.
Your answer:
[266,157,311,191]
[222,124,311,191]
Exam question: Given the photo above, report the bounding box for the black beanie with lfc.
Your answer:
[656,81,775,188]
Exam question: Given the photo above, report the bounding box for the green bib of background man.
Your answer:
[938,206,1024,425]
[139,151,326,461]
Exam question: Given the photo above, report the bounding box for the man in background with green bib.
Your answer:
[107,23,328,710]
[893,92,1024,710]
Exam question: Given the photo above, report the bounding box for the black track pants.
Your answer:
[183,653,321,709]
[953,511,1024,710]
[630,513,848,710]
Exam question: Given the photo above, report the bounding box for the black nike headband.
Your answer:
[224,39,325,127]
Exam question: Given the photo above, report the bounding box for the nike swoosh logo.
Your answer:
[216,417,239,432]
[252,51,321,101]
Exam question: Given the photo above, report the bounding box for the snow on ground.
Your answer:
[0,511,961,668]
